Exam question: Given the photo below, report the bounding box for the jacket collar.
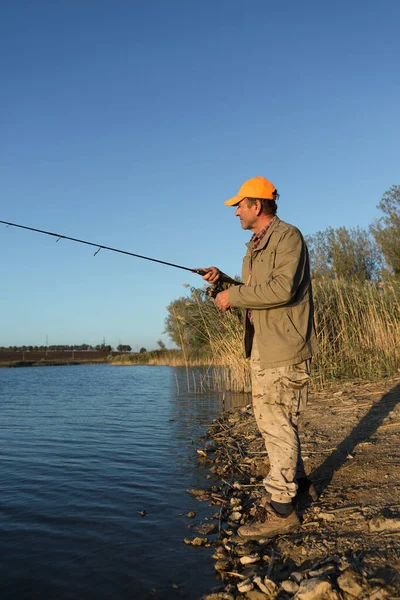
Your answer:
[246,217,281,252]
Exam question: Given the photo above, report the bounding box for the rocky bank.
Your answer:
[185,377,400,599]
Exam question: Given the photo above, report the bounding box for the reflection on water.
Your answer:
[0,365,249,600]
[173,366,251,410]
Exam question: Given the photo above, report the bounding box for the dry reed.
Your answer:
[110,279,400,392]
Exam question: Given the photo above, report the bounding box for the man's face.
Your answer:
[235,198,259,231]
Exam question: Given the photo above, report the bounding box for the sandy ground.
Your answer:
[188,376,400,599]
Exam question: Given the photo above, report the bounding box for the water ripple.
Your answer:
[0,364,227,599]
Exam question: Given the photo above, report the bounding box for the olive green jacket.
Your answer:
[228,217,317,368]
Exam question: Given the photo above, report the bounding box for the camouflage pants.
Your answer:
[250,337,310,504]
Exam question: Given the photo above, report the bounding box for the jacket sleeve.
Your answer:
[227,229,307,309]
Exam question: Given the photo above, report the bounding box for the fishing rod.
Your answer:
[0,219,240,293]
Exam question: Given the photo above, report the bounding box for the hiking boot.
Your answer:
[259,477,318,508]
[238,503,300,541]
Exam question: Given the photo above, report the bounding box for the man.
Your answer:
[202,176,317,540]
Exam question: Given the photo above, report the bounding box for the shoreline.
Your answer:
[186,377,400,599]
[0,360,109,368]
[0,360,195,368]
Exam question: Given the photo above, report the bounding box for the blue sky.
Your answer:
[1,0,399,349]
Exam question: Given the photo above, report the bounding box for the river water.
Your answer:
[0,365,246,599]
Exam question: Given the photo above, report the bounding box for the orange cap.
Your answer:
[224,176,278,206]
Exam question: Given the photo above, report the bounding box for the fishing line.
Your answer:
[0,219,204,275]
[0,219,240,288]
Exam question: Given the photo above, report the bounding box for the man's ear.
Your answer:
[255,200,263,216]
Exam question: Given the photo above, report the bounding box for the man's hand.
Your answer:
[215,289,230,311]
[199,266,222,284]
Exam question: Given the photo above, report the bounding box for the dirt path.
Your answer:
[189,377,400,599]
[296,378,400,558]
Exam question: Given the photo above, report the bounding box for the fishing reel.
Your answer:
[206,279,237,299]
[193,269,242,299]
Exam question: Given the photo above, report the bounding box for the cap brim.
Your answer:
[224,195,243,206]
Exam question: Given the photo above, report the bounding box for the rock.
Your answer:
[236,543,259,556]
[212,547,227,559]
[230,497,241,506]
[281,579,300,593]
[337,569,364,597]
[214,559,231,572]
[187,488,207,496]
[187,488,210,501]
[241,564,258,577]
[187,511,196,518]
[196,523,218,535]
[309,565,336,577]
[192,536,208,546]
[368,515,400,532]
[237,578,254,593]
[246,591,269,600]
[262,578,278,597]
[295,577,338,600]
[253,576,277,597]
[253,576,268,594]
[223,540,234,551]
[240,553,260,565]
[338,556,352,572]
[184,536,208,546]
[290,572,304,584]
[367,588,389,600]
[318,512,335,522]
[230,511,242,521]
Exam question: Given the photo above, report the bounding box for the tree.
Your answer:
[157,339,166,351]
[117,344,132,352]
[306,226,382,282]
[95,344,113,352]
[164,285,242,354]
[370,185,400,278]
[139,347,147,353]
[164,291,213,351]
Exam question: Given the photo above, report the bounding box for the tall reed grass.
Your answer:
[312,279,400,386]
[110,279,400,391]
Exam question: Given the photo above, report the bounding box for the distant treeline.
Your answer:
[305,184,400,282]
[0,344,136,353]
